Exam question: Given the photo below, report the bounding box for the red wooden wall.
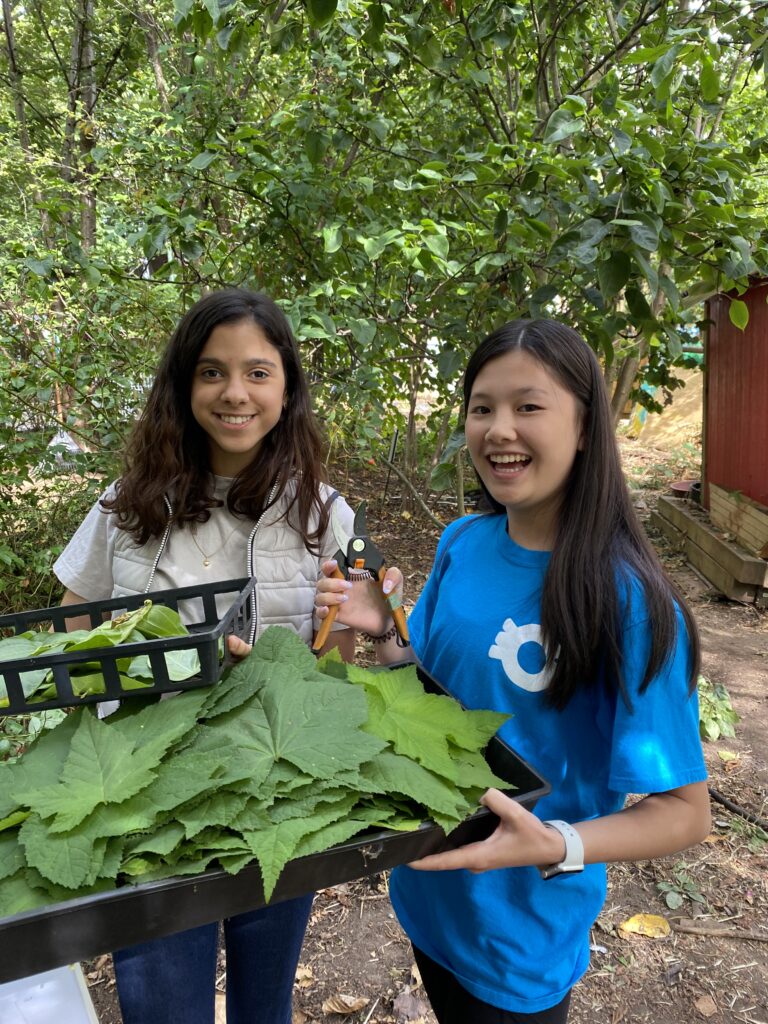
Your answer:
[705,282,768,508]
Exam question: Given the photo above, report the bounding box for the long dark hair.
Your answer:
[463,318,701,710]
[103,288,329,549]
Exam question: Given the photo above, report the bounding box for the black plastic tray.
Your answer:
[0,578,256,715]
[0,667,550,983]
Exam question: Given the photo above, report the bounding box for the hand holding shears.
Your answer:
[313,502,409,652]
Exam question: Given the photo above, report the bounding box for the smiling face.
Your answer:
[190,319,287,476]
[465,347,584,550]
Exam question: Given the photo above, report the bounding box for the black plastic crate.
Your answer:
[0,667,549,983]
[0,578,256,716]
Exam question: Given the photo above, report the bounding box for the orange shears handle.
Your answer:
[376,566,410,645]
[312,565,346,652]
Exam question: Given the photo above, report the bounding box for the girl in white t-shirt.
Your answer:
[54,288,355,1024]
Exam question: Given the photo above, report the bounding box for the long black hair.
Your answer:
[463,318,701,710]
[103,288,329,550]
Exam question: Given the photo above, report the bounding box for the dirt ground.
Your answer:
[83,436,767,1024]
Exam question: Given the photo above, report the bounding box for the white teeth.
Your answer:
[489,454,529,464]
[219,415,253,424]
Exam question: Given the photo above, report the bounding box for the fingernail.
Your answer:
[339,594,349,602]
[382,580,393,595]
[342,580,353,590]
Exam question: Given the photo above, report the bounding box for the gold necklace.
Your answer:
[190,522,241,568]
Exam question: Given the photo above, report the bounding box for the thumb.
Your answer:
[381,566,404,598]
[479,787,519,818]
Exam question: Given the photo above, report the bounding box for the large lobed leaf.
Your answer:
[0,626,512,913]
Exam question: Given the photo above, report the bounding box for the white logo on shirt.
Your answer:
[489,618,552,692]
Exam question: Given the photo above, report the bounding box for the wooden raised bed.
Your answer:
[708,484,768,558]
[651,495,768,606]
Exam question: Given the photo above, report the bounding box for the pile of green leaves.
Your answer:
[0,628,509,917]
[0,602,200,707]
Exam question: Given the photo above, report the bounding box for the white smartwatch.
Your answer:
[538,820,584,880]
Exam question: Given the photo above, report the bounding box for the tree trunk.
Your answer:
[79,0,97,251]
[402,354,423,513]
[455,450,465,518]
[135,2,170,111]
[421,400,457,503]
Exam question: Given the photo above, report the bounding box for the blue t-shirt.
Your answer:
[389,514,706,1014]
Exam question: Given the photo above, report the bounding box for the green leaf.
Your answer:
[650,45,680,91]
[437,348,462,379]
[188,151,218,171]
[360,751,471,822]
[0,830,25,881]
[322,224,343,254]
[19,813,108,889]
[598,253,631,299]
[542,109,583,145]
[425,234,449,260]
[350,665,508,782]
[257,667,386,778]
[303,130,328,165]
[700,59,719,103]
[625,286,654,323]
[23,257,54,278]
[16,712,159,831]
[306,0,338,27]
[728,299,749,331]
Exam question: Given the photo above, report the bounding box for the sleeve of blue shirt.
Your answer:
[608,601,707,795]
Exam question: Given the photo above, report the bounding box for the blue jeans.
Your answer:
[113,894,314,1024]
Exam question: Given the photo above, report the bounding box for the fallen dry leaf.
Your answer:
[296,965,315,988]
[694,993,718,1018]
[393,988,430,1021]
[292,1010,310,1024]
[618,913,671,939]
[322,993,369,1015]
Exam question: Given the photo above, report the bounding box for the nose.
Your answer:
[220,374,249,405]
[485,411,518,443]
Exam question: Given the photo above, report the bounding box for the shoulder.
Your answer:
[437,512,498,553]
[432,513,500,578]
[614,562,685,631]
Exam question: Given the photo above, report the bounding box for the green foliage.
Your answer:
[725,815,768,854]
[0,476,104,617]
[656,860,707,911]
[698,675,739,742]
[0,627,509,911]
[1,0,766,483]
[0,602,197,707]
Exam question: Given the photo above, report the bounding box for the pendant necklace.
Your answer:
[190,523,240,567]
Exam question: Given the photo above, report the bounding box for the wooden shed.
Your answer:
[651,280,768,605]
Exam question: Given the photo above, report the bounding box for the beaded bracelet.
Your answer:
[360,624,398,644]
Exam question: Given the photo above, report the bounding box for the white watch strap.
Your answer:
[539,820,584,879]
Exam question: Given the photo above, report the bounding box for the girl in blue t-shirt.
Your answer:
[316,318,710,1024]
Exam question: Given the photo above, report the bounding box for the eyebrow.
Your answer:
[196,356,279,369]
[470,386,550,400]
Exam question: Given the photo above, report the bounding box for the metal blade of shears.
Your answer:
[330,502,353,558]
[352,502,368,537]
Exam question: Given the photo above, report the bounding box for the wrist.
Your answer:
[538,820,584,880]
[360,621,397,644]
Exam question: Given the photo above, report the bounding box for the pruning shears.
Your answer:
[312,502,409,652]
